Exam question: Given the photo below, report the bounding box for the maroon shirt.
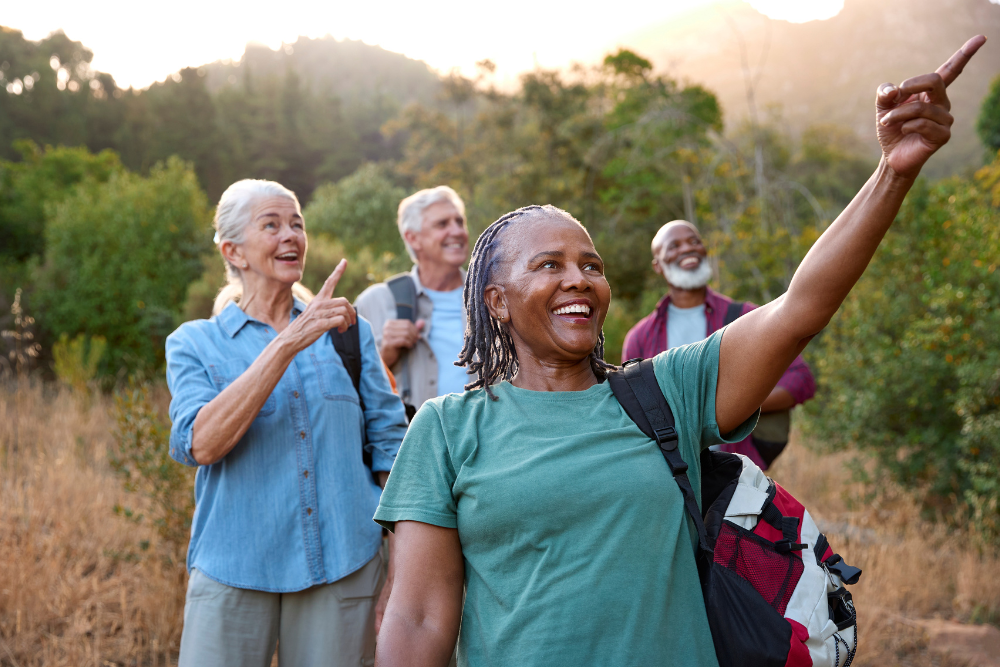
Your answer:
[621,287,815,468]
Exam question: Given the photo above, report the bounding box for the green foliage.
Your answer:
[803,156,1000,543]
[0,140,122,261]
[52,332,106,395]
[110,379,194,563]
[976,74,1000,157]
[34,157,212,375]
[303,163,409,265]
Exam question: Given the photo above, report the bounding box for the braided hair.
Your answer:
[457,205,617,400]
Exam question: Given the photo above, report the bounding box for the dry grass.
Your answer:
[1,379,185,667]
[1,380,998,666]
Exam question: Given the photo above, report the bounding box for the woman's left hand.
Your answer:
[877,35,985,180]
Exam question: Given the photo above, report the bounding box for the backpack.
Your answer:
[329,325,371,472]
[724,301,790,467]
[608,358,861,667]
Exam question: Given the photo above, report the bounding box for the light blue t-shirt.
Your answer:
[668,302,708,349]
[425,286,468,396]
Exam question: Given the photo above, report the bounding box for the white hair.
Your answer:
[651,219,699,256]
[211,179,314,316]
[397,186,466,261]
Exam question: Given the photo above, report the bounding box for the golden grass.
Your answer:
[1,381,997,666]
[1,380,184,666]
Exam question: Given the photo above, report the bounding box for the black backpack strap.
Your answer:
[608,359,712,555]
[330,324,370,469]
[386,273,418,322]
[723,301,744,326]
[385,273,418,409]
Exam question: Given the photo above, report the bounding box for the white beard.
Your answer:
[662,258,713,290]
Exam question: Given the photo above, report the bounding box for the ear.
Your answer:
[652,257,664,276]
[403,229,422,257]
[220,240,245,269]
[483,284,509,323]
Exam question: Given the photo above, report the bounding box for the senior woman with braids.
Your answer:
[165,179,406,667]
[373,38,985,667]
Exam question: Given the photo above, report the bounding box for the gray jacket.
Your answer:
[354,266,469,410]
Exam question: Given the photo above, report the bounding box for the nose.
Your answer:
[561,264,592,292]
[446,219,468,237]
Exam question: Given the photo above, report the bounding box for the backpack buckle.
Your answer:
[654,425,678,449]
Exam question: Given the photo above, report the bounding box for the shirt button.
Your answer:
[303,470,309,478]
[306,507,312,516]
[300,431,306,439]
[294,391,299,398]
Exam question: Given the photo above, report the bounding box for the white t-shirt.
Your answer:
[667,302,707,349]
[424,286,469,396]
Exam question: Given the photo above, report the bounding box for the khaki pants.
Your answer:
[178,554,382,667]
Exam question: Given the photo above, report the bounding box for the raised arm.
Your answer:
[188,261,356,465]
[375,521,465,667]
[715,36,986,434]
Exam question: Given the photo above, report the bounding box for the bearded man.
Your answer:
[621,220,815,469]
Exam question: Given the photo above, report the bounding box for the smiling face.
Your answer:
[486,214,611,366]
[652,221,712,289]
[405,200,469,270]
[223,196,307,288]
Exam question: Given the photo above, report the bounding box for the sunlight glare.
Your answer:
[746,0,844,23]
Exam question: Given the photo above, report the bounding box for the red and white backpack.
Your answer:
[610,359,861,667]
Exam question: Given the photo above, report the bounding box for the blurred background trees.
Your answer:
[0,21,998,542]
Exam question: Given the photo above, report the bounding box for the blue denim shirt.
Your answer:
[166,299,406,593]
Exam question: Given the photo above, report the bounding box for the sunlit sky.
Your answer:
[6,0,846,90]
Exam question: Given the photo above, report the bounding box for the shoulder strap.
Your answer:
[608,359,712,555]
[386,273,418,322]
[723,301,744,327]
[330,324,371,469]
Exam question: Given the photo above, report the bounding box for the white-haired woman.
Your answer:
[166,179,407,667]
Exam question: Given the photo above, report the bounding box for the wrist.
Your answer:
[879,156,918,191]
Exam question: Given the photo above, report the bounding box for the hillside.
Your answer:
[625,0,1000,177]
[201,35,440,105]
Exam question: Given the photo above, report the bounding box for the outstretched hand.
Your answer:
[280,259,357,353]
[877,35,986,180]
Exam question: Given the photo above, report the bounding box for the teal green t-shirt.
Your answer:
[374,330,756,667]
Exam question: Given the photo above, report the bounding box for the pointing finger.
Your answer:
[897,73,949,110]
[318,259,348,299]
[936,35,986,88]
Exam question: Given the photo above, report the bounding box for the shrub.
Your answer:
[304,162,410,269]
[803,156,1000,544]
[34,157,212,376]
[52,333,106,396]
[109,380,194,564]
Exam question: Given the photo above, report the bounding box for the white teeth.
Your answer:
[553,304,591,316]
[277,253,298,260]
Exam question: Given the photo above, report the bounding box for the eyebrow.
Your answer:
[257,212,302,220]
[528,250,603,263]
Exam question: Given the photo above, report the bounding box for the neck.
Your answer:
[240,280,295,332]
[417,262,464,292]
[668,285,707,309]
[510,351,598,393]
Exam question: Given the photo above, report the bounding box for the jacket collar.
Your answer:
[217,297,307,338]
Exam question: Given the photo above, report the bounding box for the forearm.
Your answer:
[376,611,458,667]
[381,343,402,368]
[780,159,914,338]
[760,386,795,413]
[190,336,297,465]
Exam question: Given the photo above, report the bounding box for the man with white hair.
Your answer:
[622,219,815,469]
[355,186,470,416]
